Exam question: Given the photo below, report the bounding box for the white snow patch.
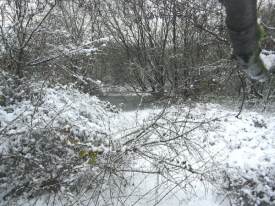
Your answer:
[261,50,275,71]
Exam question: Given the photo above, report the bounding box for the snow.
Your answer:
[108,103,275,206]
[261,50,275,71]
[0,85,113,154]
[1,84,275,206]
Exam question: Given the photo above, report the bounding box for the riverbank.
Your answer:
[1,80,275,206]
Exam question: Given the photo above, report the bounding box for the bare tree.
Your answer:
[0,0,57,77]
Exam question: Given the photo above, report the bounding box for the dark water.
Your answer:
[99,95,158,111]
[100,95,265,112]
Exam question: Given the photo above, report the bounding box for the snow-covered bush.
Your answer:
[0,74,125,205]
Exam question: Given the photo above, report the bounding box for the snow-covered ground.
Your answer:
[109,103,275,206]
[1,81,275,206]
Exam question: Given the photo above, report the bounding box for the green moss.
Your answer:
[256,23,267,42]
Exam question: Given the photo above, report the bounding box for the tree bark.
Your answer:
[222,0,258,62]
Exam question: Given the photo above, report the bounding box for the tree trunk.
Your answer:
[172,0,178,93]
[222,0,258,62]
[15,49,24,78]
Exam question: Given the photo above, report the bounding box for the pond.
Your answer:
[99,95,159,111]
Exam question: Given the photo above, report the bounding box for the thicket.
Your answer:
[0,0,273,98]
